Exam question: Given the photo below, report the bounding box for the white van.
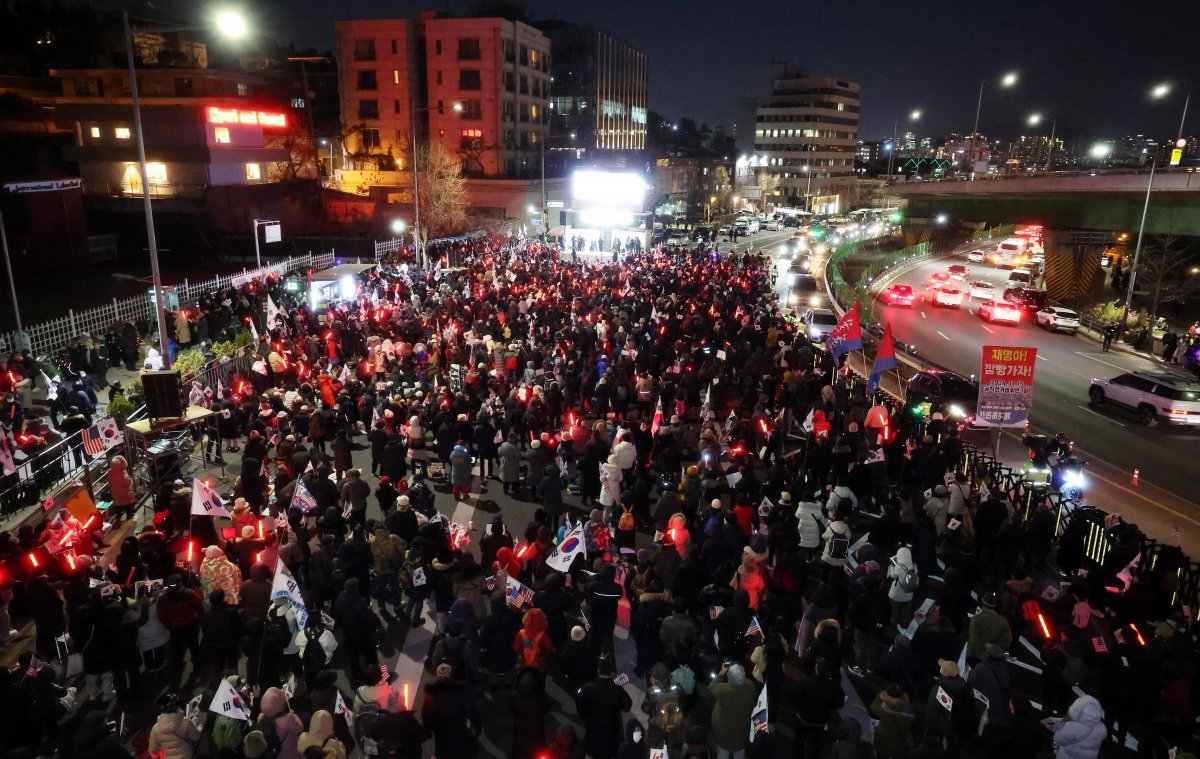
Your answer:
[993,237,1030,268]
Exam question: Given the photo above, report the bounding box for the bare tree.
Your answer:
[756,169,780,209]
[1135,229,1200,325]
[417,140,468,246]
[267,119,319,182]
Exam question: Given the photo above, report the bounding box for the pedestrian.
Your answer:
[147,694,202,759]
[709,663,760,759]
[1051,695,1107,759]
[575,659,634,759]
[449,440,473,500]
[886,546,918,627]
[869,683,915,758]
[421,663,481,758]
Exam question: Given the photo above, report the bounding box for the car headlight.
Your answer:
[1062,470,1086,490]
[948,404,966,418]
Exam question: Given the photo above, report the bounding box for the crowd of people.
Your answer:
[0,233,1196,759]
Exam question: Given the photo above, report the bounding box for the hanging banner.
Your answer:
[976,345,1037,427]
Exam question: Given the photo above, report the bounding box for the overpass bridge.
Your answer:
[890,169,1200,237]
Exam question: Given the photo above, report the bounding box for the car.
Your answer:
[1036,306,1080,334]
[968,281,996,300]
[880,284,915,306]
[928,271,952,287]
[787,274,820,309]
[946,264,969,281]
[804,308,839,342]
[1006,268,1034,289]
[967,249,987,263]
[665,232,689,246]
[933,286,964,309]
[786,263,811,284]
[765,220,782,231]
[733,222,750,236]
[1002,287,1048,313]
[746,219,760,233]
[1088,372,1200,426]
[717,225,732,236]
[904,369,979,426]
[977,299,1023,324]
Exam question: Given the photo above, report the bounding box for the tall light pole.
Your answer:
[1027,113,1057,172]
[123,10,246,368]
[969,71,1018,178]
[801,165,814,213]
[887,109,922,180]
[0,213,24,350]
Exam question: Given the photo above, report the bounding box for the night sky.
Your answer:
[114,0,1195,142]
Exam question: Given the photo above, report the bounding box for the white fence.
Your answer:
[2,252,336,358]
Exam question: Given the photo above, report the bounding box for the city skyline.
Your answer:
[96,0,1196,143]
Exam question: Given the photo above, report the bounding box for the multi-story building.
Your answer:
[1009,134,1064,171]
[536,21,647,164]
[751,67,859,213]
[855,140,882,175]
[421,15,550,179]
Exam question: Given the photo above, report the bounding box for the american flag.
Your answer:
[750,684,769,738]
[24,656,42,678]
[81,418,121,457]
[580,611,591,631]
[708,605,724,620]
[746,616,762,638]
[378,664,390,684]
[613,673,630,685]
[505,576,534,609]
[1093,636,1108,654]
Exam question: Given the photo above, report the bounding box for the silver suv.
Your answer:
[1088,372,1200,426]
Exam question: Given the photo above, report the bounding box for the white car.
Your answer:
[967,249,986,263]
[969,281,995,300]
[665,233,689,246]
[1089,372,1200,426]
[804,308,839,342]
[1036,306,1080,334]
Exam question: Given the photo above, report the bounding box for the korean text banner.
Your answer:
[976,345,1037,427]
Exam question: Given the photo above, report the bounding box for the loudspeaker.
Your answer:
[142,370,182,419]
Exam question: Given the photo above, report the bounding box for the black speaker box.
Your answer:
[142,370,182,419]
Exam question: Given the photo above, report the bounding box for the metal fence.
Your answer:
[1,252,335,358]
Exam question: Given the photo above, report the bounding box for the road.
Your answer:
[871,252,1200,546]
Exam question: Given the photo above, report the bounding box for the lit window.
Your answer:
[245,163,261,180]
[237,82,248,96]
[89,126,100,138]
[145,162,167,183]
[531,105,538,119]
[214,127,231,144]
[115,127,131,139]
[393,69,400,85]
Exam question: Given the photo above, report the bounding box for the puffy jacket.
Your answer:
[260,686,305,759]
[513,608,554,673]
[870,690,915,759]
[297,710,347,759]
[612,438,637,470]
[1053,695,1107,759]
[966,607,1012,660]
[820,520,852,566]
[794,500,824,549]
[148,713,201,759]
[924,494,950,534]
[887,547,918,603]
[108,456,134,507]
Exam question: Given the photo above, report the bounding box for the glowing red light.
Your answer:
[1129,623,1146,646]
[28,553,38,568]
[1037,613,1051,639]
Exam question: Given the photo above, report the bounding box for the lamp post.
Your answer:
[0,212,24,350]
[801,165,814,213]
[123,10,245,368]
[887,109,922,180]
[969,71,1018,178]
[319,138,334,178]
[251,219,279,268]
[1027,113,1057,173]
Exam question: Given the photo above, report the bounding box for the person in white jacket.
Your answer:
[887,546,918,626]
[924,485,950,535]
[947,473,971,518]
[612,430,637,477]
[792,491,825,558]
[599,453,623,517]
[825,480,858,516]
[820,514,852,573]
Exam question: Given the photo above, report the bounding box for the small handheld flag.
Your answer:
[209,677,252,722]
[191,478,232,519]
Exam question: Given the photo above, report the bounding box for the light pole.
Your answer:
[390,218,415,257]
[319,138,334,177]
[801,165,814,213]
[251,219,279,268]
[1027,113,1057,172]
[887,109,922,180]
[0,212,24,350]
[123,10,246,367]
[969,71,1018,177]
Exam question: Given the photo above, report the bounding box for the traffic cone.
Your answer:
[1131,468,1140,486]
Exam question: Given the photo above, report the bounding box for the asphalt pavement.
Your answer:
[870,253,1200,547]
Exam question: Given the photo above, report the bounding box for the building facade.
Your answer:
[334,19,421,171]
[752,68,859,213]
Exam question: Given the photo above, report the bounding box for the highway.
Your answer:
[871,252,1200,546]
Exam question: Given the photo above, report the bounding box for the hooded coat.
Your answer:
[296,710,347,759]
[870,689,916,758]
[260,686,305,759]
[108,456,134,507]
[498,440,521,483]
[449,444,473,487]
[794,498,824,549]
[513,607,554,673]
[148,712,201,759]
[887,547,917,603]
[575,676,633,759]
[1052,695,1107,759]
[239,563,274,623]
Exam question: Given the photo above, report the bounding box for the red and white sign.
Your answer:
[977,345,1037,427]
[207,106,287,129]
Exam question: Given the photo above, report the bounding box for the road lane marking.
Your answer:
[1037,354,1047,361]
[1074,352,1128,371]
[1076,404,1126,426]
[981,325,995,334]
[937,331,951,340]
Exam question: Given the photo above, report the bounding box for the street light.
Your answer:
[122,9,246,367]
[969,71,1018,177]
[214,9,248,39]
[1151,82,1191,144]
[887,108,922,179]
[801,165,814,213]
[1027,113,1058,172]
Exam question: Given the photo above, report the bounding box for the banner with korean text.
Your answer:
[976,345,1037,427]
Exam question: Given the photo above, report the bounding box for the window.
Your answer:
[503,101,515,122]
[530,105,538,120]
[393,69,400,85]
[353,39,376,61]
[460,128,482,148]
[519,104,529,123]
[504,72,515,93]
[504,129,515,148]
[519,45,529,66]
[245,163,261,180]
[361,128,381,149]
[457,38,481,60]
[434,40,442,56]
[145,162,167,184]
[503,40,515,63]
[460,100,482,120]
[357,70,377,90]
[237,82,248,97]
[291,98,306,109]
[393,100,400,114]
[519,75,528,95]
[358,99,379,119]
[520,131,531,149]
[89,126,100,138]
[458,70,481,90]
[214,127,231,144]
[115,127,131,139]
[530,49,538,67]
[390,40,397,55]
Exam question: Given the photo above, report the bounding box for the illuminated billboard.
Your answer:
[571,169,646,211]
[207,106,288,129]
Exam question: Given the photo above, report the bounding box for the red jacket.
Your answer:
[513,608,553,672]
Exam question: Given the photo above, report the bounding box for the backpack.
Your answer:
[618,506,635,532]
[651,684,685,734]
[835,495,854,516]
[899,567,919,593]
[212,714,245,750]
[265,609,292,649]
[828,533,850,561]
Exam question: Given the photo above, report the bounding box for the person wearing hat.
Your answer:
[148,693,201,759]
[967,590,1011,664]
[199,546,243,604]
[449,440,473,501]
[709,662,760,758]
[297,709,348,759]
[230,497,257,537]
[967,642,1010,727]
[259,686,304,759]
[869,683,916,759]
[922,658,972,754]
[242,730,269,759]
[421,660,482,758]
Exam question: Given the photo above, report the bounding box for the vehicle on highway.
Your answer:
[928,271,952,287]
[764,219,782,231]
[946,264,969,281]
[1088,372,1200,426]
[880,284,915,306]
[992,237,1032,268]
[977,299,1023,324]
[968,281,996,300]
[967,249,987,263]
[745,219,760,233]
[904,369,978,427]
[1036,306,1080,334]
[804,308,839,342]
[786,262,811,284]
[787,274,821,309]
[1002,287,1048,313]
[718,225,732,236]
[733,222,750,237]
[1006,268,1033,289]
[933,286,964,309]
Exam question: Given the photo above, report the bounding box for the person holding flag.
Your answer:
[867,321,898,399]
[825,301,864,364]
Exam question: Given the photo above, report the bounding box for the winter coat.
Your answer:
[260,686,305,759]
[449,444,473,487]
[239,563,274,623]
[821,520,852,566]
[575,678,633,759]
[108,456,134,507]
[513,608,554,673]
[794,500,825,549]
[148,713,201,759]
[199,555,243,604]
[967,656,1009,727]
[599,460,623,508]
[967,607,1012,660]
[421,679,480,758]
[296,710,347,759]
[498,441,521,483]
[887,547,918,603]
[709,679,760,750]
[1053,695,1107,759]
[924,494,950,535]
[870,690,915,758]
[612,438,637,470]
[541,464,564,513]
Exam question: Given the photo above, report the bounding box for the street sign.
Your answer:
[546,200,564,208]
[263,222,282,243]
[976,345,1037,427]
[1170,149,1183,167]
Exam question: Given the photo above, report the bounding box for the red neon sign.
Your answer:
[207,106,287,129]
